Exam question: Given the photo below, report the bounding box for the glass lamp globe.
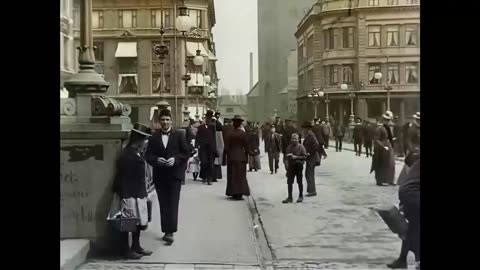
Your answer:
[204,75,211,84]
[340,83,348,91]
[193,53,204,66]
[176,15,192,32]
[308,94,313,98]
[318,91,325,97]
[374,72,383,80]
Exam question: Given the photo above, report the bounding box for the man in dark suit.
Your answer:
[265,124,282,174]
[353,117,364,156]
[145,109,190,244]
[334,123,346,152]
[302,121,323,197]
[195,110,217,185]
[393,116,404,157]
[363,120,375,158]
[312,118,326,157]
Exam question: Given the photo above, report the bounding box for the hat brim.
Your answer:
[382,114,391,120]
[132,129,152,137]
[232,118,244,122]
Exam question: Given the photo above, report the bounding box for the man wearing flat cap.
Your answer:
[195,109,217,185]
[145,109,190,244]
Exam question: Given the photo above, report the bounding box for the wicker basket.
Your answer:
[108,217,139,232]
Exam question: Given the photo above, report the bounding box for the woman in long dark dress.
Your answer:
[224,115,250,200]
[248,129,261,171]
[370,113,395,186]
[111,123,153,259]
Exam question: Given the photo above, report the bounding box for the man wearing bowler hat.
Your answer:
[145,109,190,244]
[195,110,218,185]
[301,121,324,197]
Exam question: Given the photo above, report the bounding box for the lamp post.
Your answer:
[153,0,170,114]
[341,83,355,125]
[307,88,325,119]
[374,55,393,111]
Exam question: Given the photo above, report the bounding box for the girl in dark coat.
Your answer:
[224,115,250,200]
[371,113,396,186]
[247,129,261,171]
[111,123,153,260]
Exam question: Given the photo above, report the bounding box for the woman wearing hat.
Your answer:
[111,123,153,259]
[224,115,251,200]
[370,112,396,186]
[247,126,261,172]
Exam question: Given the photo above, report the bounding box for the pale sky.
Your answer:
[212,0,258,95]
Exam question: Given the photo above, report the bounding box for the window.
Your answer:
[306,36,314,58]
[329,28,335,49]
[343,27,354,48]
[152,41,171,94]
[307,69,314,89]
[406,25,418,46]
[298,44,304,65]
[406,63,419,83]
[368,64,382,84]
[329,66,338,85]
[92,11,104,29]
[151,9,172,28]
[407,0,419,4]
[119,74,138,94]
[323,30,329,50]
[118,58,137,74]
[93,42,104,62]
[119,10,137,28]
[298,73,305,92]
[189,9,203,28]
[342,65,354,84]
[226,107,234,113]
[369,0,379,6]
[386,25,399,47]
[387,64,399,84]
[368,26,381,47]
[387,0,398,5]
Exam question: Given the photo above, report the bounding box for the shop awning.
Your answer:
[186,42,208,57]
[115,42,137,57]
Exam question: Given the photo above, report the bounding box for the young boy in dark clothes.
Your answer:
[282,133,307,203]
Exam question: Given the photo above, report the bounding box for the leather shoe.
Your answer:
[162,233,174,243]
[124,250,143,260]
[297,196,304,203]
[282,197,293,203]
[306,193,317,197]
[386,259,407,269]
[132,247,153,256]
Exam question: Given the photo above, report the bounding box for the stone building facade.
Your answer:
[72,0,218,127]
[60,0,75,97]
[295,0,420,125]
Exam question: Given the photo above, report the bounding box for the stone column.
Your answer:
[400,99,406,124]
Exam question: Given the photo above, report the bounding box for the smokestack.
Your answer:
[249,52,253,90]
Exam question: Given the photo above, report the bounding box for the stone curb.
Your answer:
[61,239,90,270]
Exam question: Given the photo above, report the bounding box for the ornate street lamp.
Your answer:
[341,83,355,125]
[375,55,393,111]
[153,0,170,112]
[307,88,325,119]
[176,1,193,33]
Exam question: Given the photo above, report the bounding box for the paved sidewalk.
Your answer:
[326,140,405,162]
[79,173,261,269]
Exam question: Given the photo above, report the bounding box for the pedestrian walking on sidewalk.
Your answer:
[334,123,345,152]
[353,117,364,156]
[393,116,404,157]
[187,149,200,181]
[224,115,251,200]
[265,124,282,174]
[283,133,307,203]
[247,127,261,171]
[195,110,217,185]
[322,119,332,149]
[405,112,420,157]
[363,120,375,158]
[112,123,153,259]
[281,119,301,173]
[302,121,324,197]
[370,112,396,186]
[212,112,225,182]
[146,109,190,244]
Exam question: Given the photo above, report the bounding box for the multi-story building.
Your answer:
[218,95,248,121]
[255,0,317,122]
[72,0,218,126]
[295,0,420,125]
[60,0,75,97]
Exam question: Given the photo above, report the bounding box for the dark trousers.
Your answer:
[268,152,279,173]
[155,179,182,233]
[400,193,420,261]
[364,142,372,157]
[324,135,330,148]
[354,141,363,156]
[287,162,304,198]
[305,159,316,194]
[335,137,343,151]
[119,225,144,253]
[199,148,214,182]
